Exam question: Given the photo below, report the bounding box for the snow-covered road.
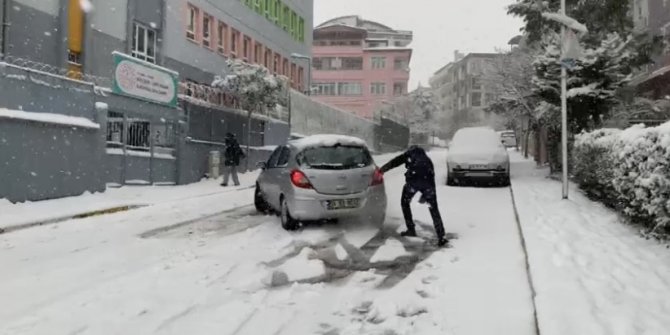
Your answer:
[0,150,536,335]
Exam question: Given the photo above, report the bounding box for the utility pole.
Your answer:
[560,0,569,199]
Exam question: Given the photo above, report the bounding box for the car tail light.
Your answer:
[370,167,384,186]
[290,170,313,189]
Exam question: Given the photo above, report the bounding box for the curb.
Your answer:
[0,204,146,235]
[509,183,542,335]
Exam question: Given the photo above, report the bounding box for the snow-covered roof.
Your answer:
[0,108,100,129]
[289,134,367,150]
[316,15,410,37]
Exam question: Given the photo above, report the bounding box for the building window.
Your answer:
[273,0,280,23]
[313,57,363,71]
[282,5,290,31]
[186,5,198,41]
[217,22,227,54]
[314,82,337,96]
[393,82,406,96]
[230,29,240,56]
[132,23,157,63]
[471,77,481,90]
[371,82,386,95]
[254,0,262,13]
[202,14,212,48]
[394,58,408,70]
[342,57,363,70]
[298,17,305,42]
[282,58,289,76]
[273,53,280,73]
[290,63,297,87]
[471,92,482,107]
[371,56,386,69]
[264,0,271,18]
[290,11,297,39]
[243,36,251,60]
[297,66,304,90]
[337,82,362,96]
[265,49,273,69]
[254,42,263,64]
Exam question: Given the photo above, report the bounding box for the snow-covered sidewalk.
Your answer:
[510,152,670,335]
[0,173,259,231]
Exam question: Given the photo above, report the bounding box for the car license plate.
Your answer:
[326,198,359,210]
[470,164,488,170]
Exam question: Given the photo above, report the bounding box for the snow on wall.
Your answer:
[0,108,100,129]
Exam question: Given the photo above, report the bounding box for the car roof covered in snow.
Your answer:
[289,134,368,151]
[452,127,501,147]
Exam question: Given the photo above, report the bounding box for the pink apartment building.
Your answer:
[311,16,413,119]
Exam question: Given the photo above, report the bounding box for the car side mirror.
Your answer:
[256,161,267,170]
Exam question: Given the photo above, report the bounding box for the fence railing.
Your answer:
[1,55,114,88]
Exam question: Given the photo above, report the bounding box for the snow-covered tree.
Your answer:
[212,59,288,167]
[484,44,540,157]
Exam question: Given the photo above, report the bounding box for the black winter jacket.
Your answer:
[223,138,245,166]
[380,146,435,187]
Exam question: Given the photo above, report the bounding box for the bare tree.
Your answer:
[484,44,539,157]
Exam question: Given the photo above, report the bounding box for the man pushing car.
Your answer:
[380,145,448,247]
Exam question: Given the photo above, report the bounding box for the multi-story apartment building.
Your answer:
[429,52,498,118]
[0,0,313,90]
[630,0,670,98]
[311,15,412,119]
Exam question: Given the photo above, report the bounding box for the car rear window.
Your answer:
[297,145,372,170]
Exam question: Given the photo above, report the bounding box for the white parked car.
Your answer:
[254,135,387,230]
[447,127,511,186]
[498,130,518,148]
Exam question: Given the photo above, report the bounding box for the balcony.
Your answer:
[313,44,364,56]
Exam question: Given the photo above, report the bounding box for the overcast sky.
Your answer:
[314,0,523,89]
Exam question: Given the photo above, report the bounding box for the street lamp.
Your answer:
[291,52,312,96]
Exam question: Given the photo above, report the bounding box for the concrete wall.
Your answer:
[0,63,96,119]
[290,90,377,148]
[264,119,290,146]
[4,0,65,67]
[0,111,106,204]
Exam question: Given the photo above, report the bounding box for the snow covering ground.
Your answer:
[0,150,668,334]
[0,173,259,231]
[511,153,670,335]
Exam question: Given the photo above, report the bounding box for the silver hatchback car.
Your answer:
[254,135,387,230]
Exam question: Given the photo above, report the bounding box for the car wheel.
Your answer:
[447,174,457,186]
[280,197,300,231]
[500,174,511,187]
[254,184,272,214]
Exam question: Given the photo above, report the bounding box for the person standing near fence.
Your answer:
[221,133,245,187]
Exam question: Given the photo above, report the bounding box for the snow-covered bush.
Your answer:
[573,128,620,205]
[574,122,670,236]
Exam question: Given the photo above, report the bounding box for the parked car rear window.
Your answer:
[297,145,372,170]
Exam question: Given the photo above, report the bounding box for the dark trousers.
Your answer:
[401,183,445,238]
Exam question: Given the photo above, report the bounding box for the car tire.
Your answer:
[254,184,272,214]
[500,174,511,187]
[447,174,457,186]
[280,197,300,231]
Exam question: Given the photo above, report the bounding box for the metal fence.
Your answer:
[1,55,113,88]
